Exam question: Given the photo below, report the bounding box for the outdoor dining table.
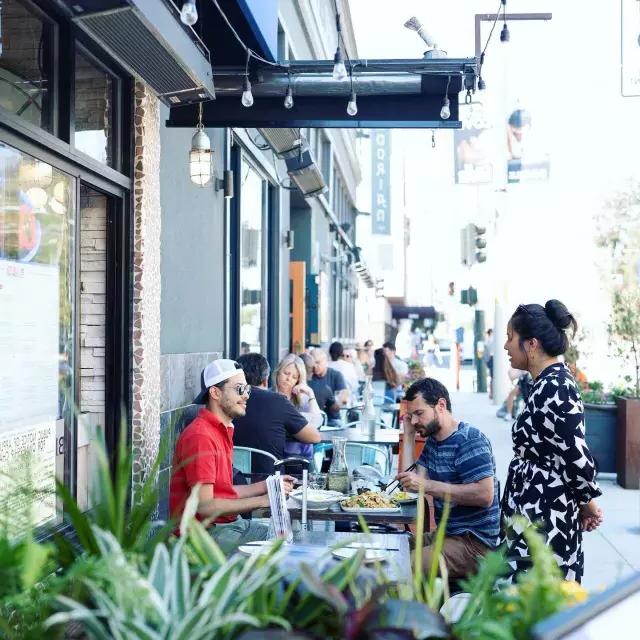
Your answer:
[290,530,412,583]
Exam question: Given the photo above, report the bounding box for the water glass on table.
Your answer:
[308,473,327,490]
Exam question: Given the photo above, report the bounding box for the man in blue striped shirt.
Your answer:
[397,378,500,579]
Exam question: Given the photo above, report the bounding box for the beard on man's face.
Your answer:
[221,395,247,419]
[416,418,441,438]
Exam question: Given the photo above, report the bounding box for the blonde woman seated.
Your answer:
[274,353,323,459]
[274,354,324,427]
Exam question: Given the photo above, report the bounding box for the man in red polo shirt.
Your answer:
[169,359,293,552]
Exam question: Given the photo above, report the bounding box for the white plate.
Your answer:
[237,541,279,557]
[340,504,401,514]
[390,492,418,504]
[289,489,344,509]
[332,547,387,563]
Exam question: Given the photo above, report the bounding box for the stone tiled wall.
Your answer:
[131,82,162,490]
[156,351,222,519]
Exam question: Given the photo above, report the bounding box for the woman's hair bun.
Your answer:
[544,299,575,333]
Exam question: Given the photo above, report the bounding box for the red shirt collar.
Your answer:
[198,408,234,436]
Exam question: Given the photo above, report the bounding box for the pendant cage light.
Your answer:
[189,102,213,186]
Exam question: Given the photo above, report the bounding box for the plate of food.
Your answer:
[288,489,345,510]
[339,491,401,514]
[332,547,387,563]
[390,490,419,504]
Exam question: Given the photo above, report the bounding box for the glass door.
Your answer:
[0,141,75,533]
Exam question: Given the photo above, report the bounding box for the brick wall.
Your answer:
[79,187,107,427]
[1,0,44,86]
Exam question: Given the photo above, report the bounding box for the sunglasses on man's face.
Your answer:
[224,383,252,397]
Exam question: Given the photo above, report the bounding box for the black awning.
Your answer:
[391,305,437,320]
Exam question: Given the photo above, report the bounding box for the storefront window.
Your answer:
[0,0,54,132]
[239,159,265,354]
[74,48,114,166]
[0,142,75,532]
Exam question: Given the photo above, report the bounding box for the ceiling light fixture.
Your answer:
[284,72,294,109]
[347,67,358,116]
[189,102,212,186]
[500,0,510,42]
[440,75,451,120]
[241,50,254,107]
[180,0,198,26]
[332,3,348,80]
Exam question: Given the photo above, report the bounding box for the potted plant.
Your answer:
[609,286,640,489]
[581,381,618,474]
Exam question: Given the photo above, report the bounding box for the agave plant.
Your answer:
[45,524,294,639]
[53,415,175,567]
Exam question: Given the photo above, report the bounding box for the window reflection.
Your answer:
[74,49,114,166]
[239,160,264,354]
[0,142,74,531]
[0,0,53,132]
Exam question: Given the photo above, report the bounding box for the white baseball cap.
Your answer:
[193,359,242,404]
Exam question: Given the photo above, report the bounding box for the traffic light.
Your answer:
[461,286,478,306]
[460,223,487,266]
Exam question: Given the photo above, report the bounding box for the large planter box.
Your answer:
[616,397,640,489]
[584,402,617,474]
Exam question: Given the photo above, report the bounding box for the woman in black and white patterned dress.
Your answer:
[501,300,603,583]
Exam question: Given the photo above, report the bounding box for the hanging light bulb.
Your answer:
[440,97,451,120]
[333,47,347,81]
[180,0,198,26]
[440,75,451,119]
[284,75,294,109]
[500,0,509,42]
[189,102,212,186]
[241,77,254,107]
[347,92,358,116]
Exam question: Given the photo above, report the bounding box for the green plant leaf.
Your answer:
[171,539,191,619]
[358,600,449,640]
[148,543,171,601]
[18,539,52,590]
[120,619,163,640]
[298,563,349,615]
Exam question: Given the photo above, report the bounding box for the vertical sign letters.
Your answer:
[371,130,391,235]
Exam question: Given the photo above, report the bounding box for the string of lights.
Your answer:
[478,0,509,91]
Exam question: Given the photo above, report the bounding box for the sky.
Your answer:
[350,0,640,384]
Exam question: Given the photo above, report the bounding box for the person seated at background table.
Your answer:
[328,341,360,403]
[310,348,348,426]
[169,359,294,553]
[397,377,500,580]
[372,347,400,403]
[233,353,321,476]
[383,341,409,382]
[274,353,323,460]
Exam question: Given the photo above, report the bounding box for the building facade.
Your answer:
[0,0,369,525]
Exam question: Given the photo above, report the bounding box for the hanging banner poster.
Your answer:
[371,130,391,235]
[454,102,493,184]
[0,260,59,531]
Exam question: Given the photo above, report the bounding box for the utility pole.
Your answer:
[474,308,487,393]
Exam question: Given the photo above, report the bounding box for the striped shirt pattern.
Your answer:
[417,422,500,548]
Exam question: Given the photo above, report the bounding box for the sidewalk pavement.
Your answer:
[451,389,640,592]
